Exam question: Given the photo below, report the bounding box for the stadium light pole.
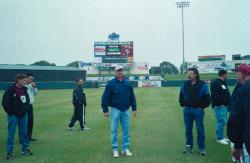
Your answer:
[176,1,190,74]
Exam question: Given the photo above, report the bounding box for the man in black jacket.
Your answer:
[227,64,250,161]
[210,70,231,145]
[2,74,33,160]
[68,78,88,131]
[179,68,211,156]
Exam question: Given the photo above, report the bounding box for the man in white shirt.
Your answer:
[25,73,38,141]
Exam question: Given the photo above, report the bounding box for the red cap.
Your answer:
[235,64,250,74]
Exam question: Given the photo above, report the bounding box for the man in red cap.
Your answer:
[227,64,250,162]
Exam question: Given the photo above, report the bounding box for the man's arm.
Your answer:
[227,91,244,150]
[179,83,185,107]
[130,86,137,112]
[102,82,112,113]
[199,83,211,108]
[2,89,12,114]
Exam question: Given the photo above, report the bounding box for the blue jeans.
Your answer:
[110,108,130,151]
[183,107,205,150]
[7,113,29,153]
[213,105,228,140]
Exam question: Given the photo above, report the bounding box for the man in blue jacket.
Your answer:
[102,65,137,158]
[227,64,250,162]
[179,68,211,156]
[2,74,33,160]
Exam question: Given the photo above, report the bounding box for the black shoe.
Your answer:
[80,127,85,131]
[199,149,206,156]
[29,138,37,141]
[22,149,33,156]
[183,145,193,154]
[6,152,13,160]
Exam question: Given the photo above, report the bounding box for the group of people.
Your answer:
[1,64,250,162]
[179,64,250,162]
[2,73,38,160]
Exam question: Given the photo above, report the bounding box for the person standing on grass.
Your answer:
[227,64,250,162]
[210,70,231,145]
[2,74,33,160]
[179,67,211,156]
[102,65,137,158]
[68,78,89,131]
[19,73,38,142]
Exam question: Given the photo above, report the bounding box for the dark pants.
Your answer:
[27,105,34,139]
[183,107,205,150]
[19,105,34,141]
[68,106,85,128]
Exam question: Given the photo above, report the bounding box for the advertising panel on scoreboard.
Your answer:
[94,45,106,56]
[121,44,133,57]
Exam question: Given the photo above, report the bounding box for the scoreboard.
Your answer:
[94,41,133,64]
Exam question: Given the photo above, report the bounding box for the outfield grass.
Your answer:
[0,88,232,163]
[164,72,236,80]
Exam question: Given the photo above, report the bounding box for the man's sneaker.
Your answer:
[113,150,119,158]
[68,127,77,130]
[224,138,230,142]
[217,139,229,145]
[22,149,33,156]
[122,149,133,156]
[183,145,193,154]
[6,152,13,160]
[67,126,73,130]
[29,138,37,141]
[199,149,206,156]
[84,126,91,130]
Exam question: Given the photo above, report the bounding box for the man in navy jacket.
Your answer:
[227,64,250,161]
[102,65,137,158]
[68,78,88,131]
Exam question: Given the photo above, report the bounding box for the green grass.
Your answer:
[0,88,232,163]
[164,73,236,80]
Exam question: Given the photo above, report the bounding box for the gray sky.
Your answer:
[0,0,250,67]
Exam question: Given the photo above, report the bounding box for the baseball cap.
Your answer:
[115,65,123,71]
[233,64,250,74]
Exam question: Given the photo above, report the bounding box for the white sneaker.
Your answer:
[217,139,229,145]
[113,151,119,158]
[224,138,230,142]
[67,127,73,130]
[84,126,91,130]
[122,149,133,156]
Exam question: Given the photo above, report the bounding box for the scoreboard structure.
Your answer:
[94,39,135,74]
[94,41,134,64]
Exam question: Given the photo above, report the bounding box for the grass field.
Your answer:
[0,88,232,163]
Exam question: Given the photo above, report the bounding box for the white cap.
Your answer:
[115,65,123,71]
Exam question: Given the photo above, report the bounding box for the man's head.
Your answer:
[15,74,27,87]
[218,69,228,81]
[187,67,200,82]
[76,78,84,87]
[115,65,124,80]
[234,64,250,84]
[26,73,34,84]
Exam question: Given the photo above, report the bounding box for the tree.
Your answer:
[31,60,56,66]
[149,67,161,74]
[159,61,179,74]
[66,61,80,68]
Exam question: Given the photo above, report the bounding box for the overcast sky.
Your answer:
[0,0,250,67]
